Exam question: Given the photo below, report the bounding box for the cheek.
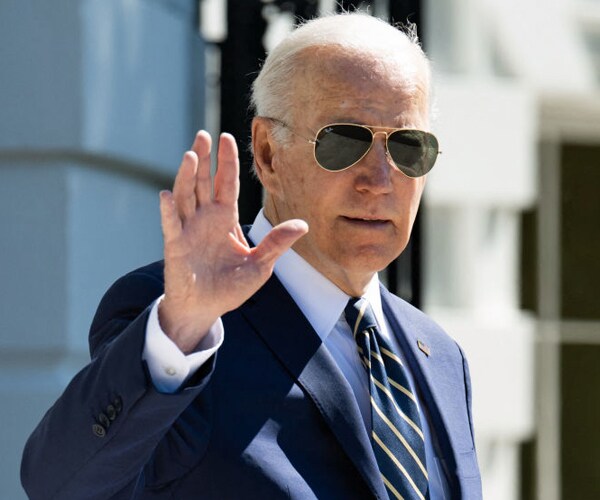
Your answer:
[277,167,312,216]
[405,177,425,204]
[409,184,426,227]
[289,173,308,202]
[413,179,426,208]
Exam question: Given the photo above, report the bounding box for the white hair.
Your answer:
[250,12,431,146]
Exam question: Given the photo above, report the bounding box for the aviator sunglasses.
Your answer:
[267,118,440,178]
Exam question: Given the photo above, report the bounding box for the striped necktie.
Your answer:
[345,297,429,500]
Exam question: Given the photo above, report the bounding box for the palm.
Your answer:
[159,132,307,352]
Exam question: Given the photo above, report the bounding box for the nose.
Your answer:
[353,133,394,194]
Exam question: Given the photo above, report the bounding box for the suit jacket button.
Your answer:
[113,396,122,413]
[92,424,106,438]
[106,404,117,421]
[98,413,110,428]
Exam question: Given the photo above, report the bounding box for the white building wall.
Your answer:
[424,1,599,499]
[0,1,203,497]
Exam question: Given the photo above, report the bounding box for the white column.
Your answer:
[0,1,203,497]
[423,78,537,500]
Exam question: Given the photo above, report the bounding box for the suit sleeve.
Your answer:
[21,267,216,500]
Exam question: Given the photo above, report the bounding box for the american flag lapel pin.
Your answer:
[417,340,431,357]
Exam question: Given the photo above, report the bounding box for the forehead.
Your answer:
[292,46,429,127]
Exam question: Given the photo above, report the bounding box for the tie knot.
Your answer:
[344,297,378,337]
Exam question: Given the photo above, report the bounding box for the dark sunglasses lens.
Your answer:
[387,130,439,177]
[315,125,372,171]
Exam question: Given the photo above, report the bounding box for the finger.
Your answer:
[225,223,251,254]
[233,223,246,244]
[253,219,309,267]
[213,133,240,205]
[193,131,213,206]
[159,190,182,244]
[172,151,198,220]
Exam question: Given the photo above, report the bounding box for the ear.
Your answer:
[252,117,283,197]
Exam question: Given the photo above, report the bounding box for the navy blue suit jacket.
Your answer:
[22,260,482,499]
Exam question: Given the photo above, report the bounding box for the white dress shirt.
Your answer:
[142,209,449,498]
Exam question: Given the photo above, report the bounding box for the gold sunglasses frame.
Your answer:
[265,117,441,178]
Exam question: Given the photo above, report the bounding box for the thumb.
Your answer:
[253,219,309,267]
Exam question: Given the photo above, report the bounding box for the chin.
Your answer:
[338,245,402,274]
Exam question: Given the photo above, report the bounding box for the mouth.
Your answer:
[341,215,391,227]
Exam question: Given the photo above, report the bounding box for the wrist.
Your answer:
[158,297,217,354]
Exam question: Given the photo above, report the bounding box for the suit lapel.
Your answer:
[381,286,475,497]
[240,275,388,500]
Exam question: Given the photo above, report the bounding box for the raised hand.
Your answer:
[158,131,308,353]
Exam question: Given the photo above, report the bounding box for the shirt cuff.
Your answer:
[142,295,224,393]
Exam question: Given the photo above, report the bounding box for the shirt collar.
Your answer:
[248,210,385,340]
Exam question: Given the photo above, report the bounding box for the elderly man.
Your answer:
[22,13,482,500]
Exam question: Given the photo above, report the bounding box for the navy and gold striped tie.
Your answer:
[345,297,429,500]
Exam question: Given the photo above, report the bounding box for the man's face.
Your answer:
[262,48,430,294]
